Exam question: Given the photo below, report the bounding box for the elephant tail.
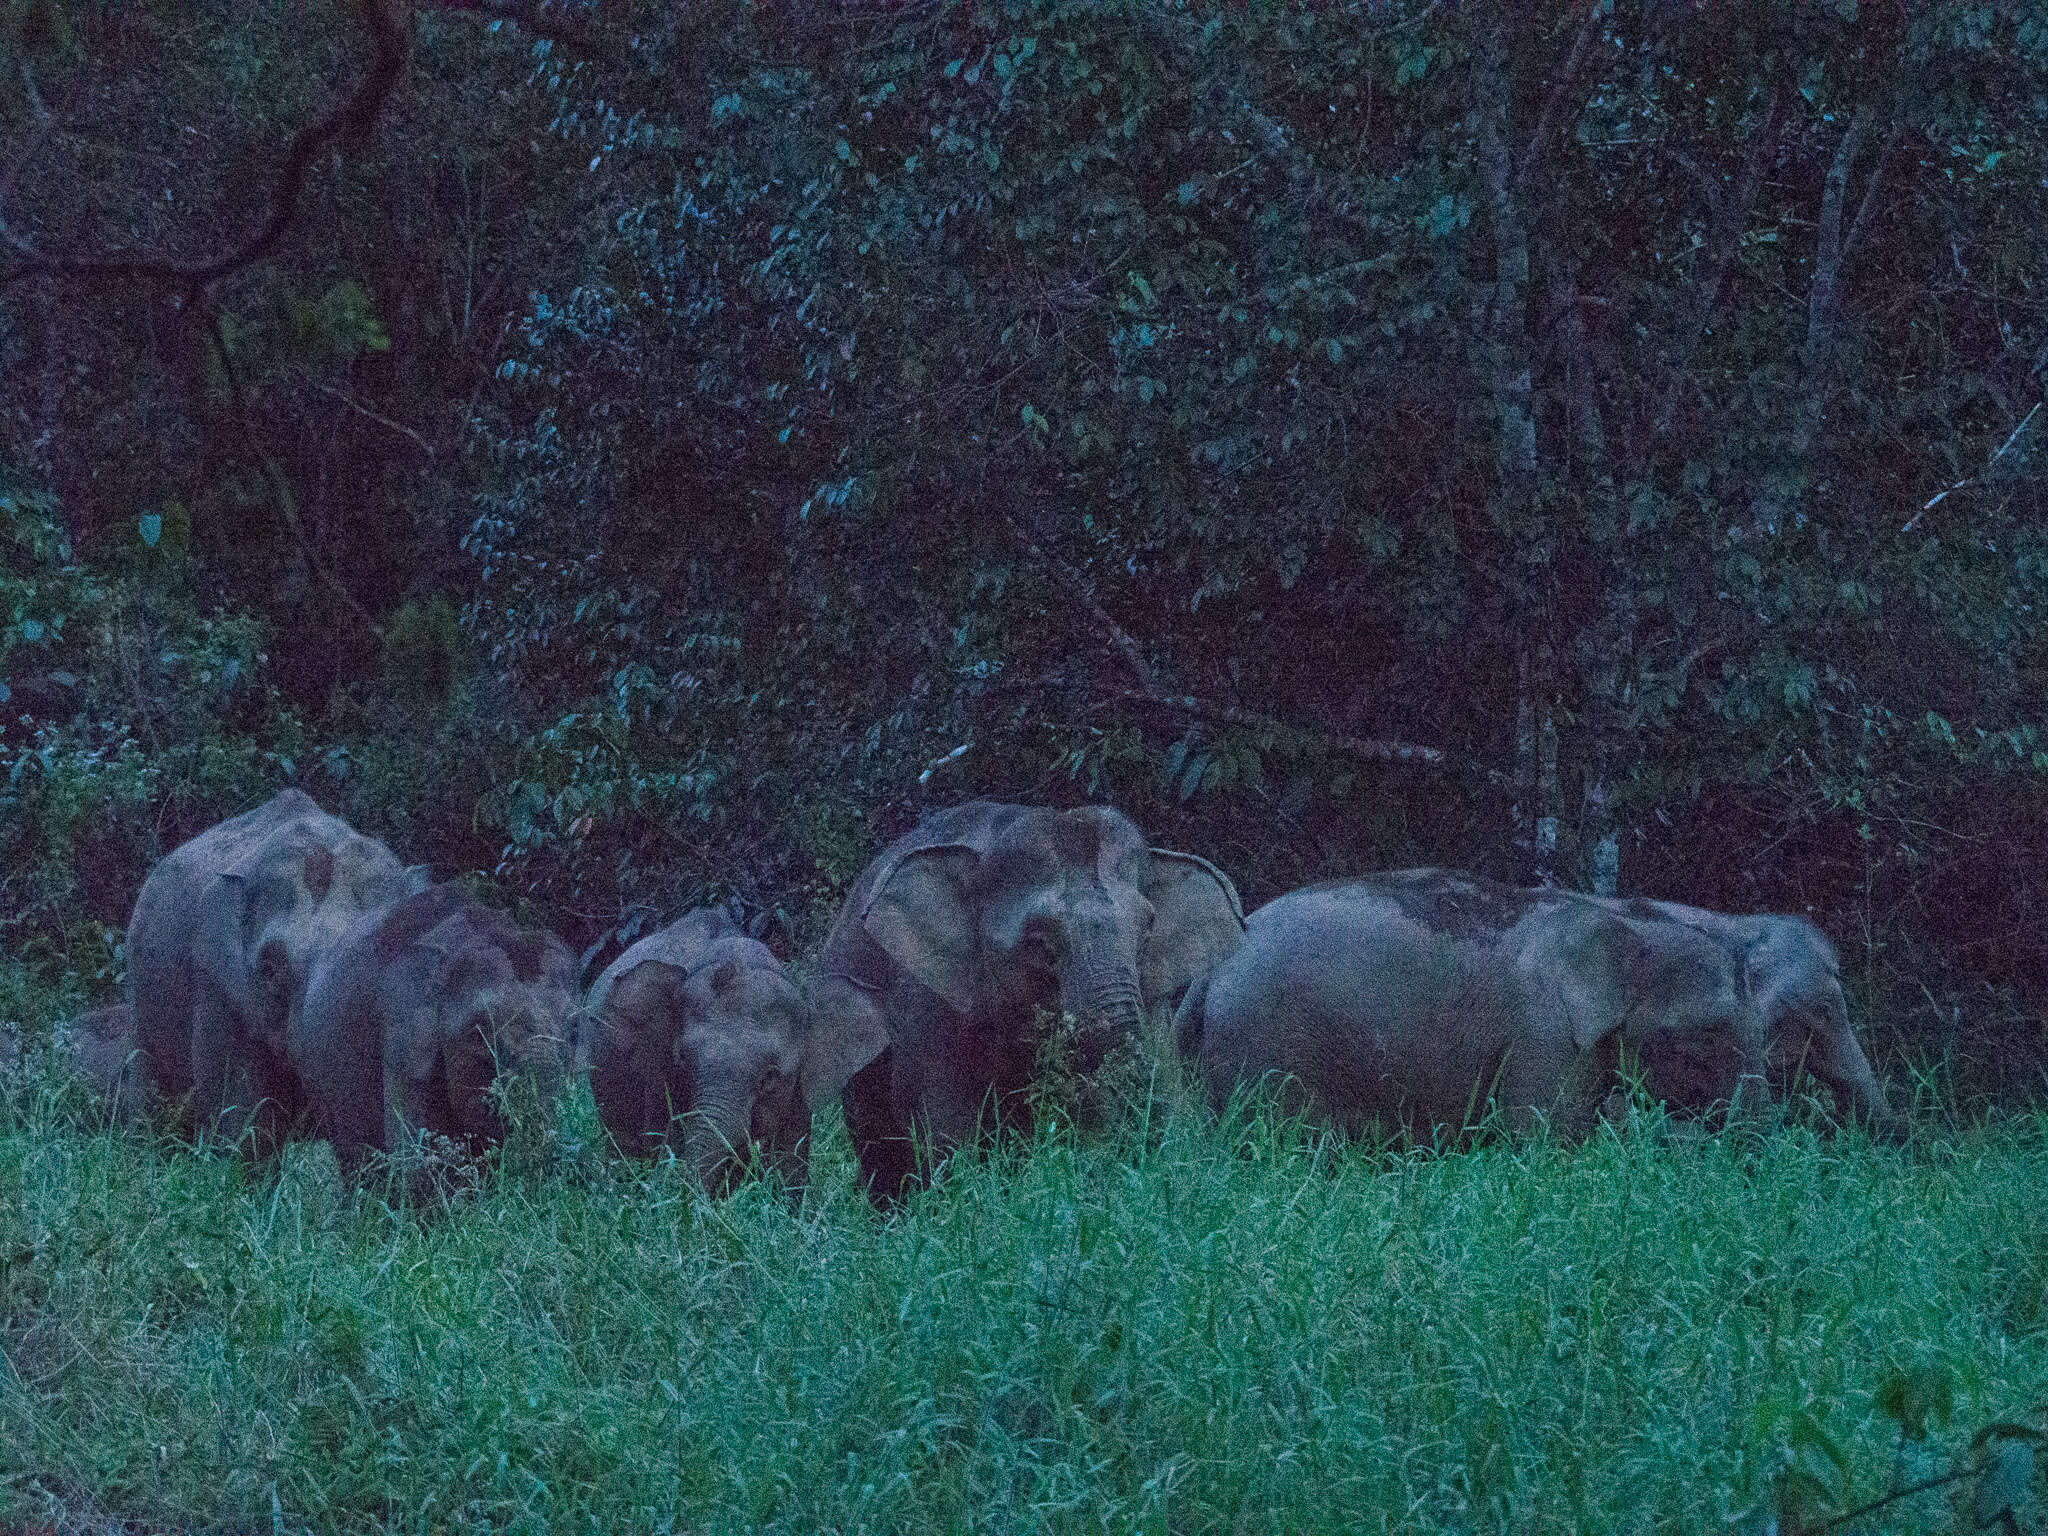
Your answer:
[1172,970,1212,1063]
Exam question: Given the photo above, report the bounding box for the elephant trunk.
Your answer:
[684,1090,752,1195]
[1814,999,1905,1141]
[1062,926,1145,1073]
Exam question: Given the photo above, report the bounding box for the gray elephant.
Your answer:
[812,801,1245,1199]
[1174,870,1766,1142]
[56,1002,161,1126]
[1611,898,1901,1137]
[291,883,580,1173]
[582,908,828,1192]
[126,788,424,1149]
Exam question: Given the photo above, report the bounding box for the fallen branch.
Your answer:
[1106,690,1445,766]
[918,742,973,785]
[0,0,409,293]
[1903,400,2040,533]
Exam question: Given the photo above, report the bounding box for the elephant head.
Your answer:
[1628,901,1900,1137]
[372,887,580,1151]
[868,805,1236,1060]
[1743,915,1900,1136]
[1578,901,1769,1122]
[584,909,816,1193]
[198,809,427,1058]
[814,802,1242,1192]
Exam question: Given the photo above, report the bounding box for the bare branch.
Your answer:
[1807,102,1875,370]
[1105,690,1446,767]
[1003,511,1161,694]
[1650,83,1786,440]
[1842,111,1905,272]
[1516,0,1602,195]
[313,381,436,457]
[208,311,383,641]
[1902,400,2041,533]
[0,0,409,293]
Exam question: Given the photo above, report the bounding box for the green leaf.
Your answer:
[1163,736,1189,784]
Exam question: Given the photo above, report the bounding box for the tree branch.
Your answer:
[1650,83,1786,440]
[1516,0,1602,195]
[1902,399,2040,533]
[208,311,383,641]
[1807,102,1875,372]
[1842,110,1904,275]
[1104,691,1445,767]
[0,0,409,292]
[1003,511,1161,694]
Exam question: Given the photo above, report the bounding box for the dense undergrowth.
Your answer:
[2,1020,2043,1535]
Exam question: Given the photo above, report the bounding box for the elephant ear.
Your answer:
[1522,903,1644,1054]
[860,843,981,1015]
[799,1003,889,1113]
[1136,849,1245,1011]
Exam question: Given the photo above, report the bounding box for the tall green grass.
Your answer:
[2,1059,2044,1534]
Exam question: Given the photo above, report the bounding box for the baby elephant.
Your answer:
[292,884,580,1172]
[57,1002,162,1126]
[582,909,821,1192]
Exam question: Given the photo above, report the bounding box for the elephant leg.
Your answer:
[842,1046,915,1205]
[189,983,249,1147]
[241,1038,303,1161]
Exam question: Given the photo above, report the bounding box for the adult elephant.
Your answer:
[127,788,423,1148]
[1618,899,1902,1138]
[291,883,580,1173]
[1174,870,1766,1142]
[582,908,827,1192]
[812,801,1245,1199]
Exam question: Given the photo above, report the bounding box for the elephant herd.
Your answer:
[56,788,1904,1203]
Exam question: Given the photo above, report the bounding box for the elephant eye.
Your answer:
[1021,918,1060,960]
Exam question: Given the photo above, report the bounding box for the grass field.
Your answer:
[2,988,2045,1534]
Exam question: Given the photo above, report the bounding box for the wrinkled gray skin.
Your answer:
[815,802,1244,1200]
[57,1002,161,1126]
[127,789,424,1149]
[1605,898,1902,1138]
[1176,870,1767,1141]
[582,908,817,1193]
[291,884,580,1173]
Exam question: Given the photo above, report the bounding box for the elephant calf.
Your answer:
[582,908,834,1192]
[1175,870,1766,1142]
[57,1002,161,1126]
[292,884,580,1173]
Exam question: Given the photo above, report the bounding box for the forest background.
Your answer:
[3,0,2044,1103]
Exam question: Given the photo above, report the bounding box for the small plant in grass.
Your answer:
[1738,1361,2045,1534]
